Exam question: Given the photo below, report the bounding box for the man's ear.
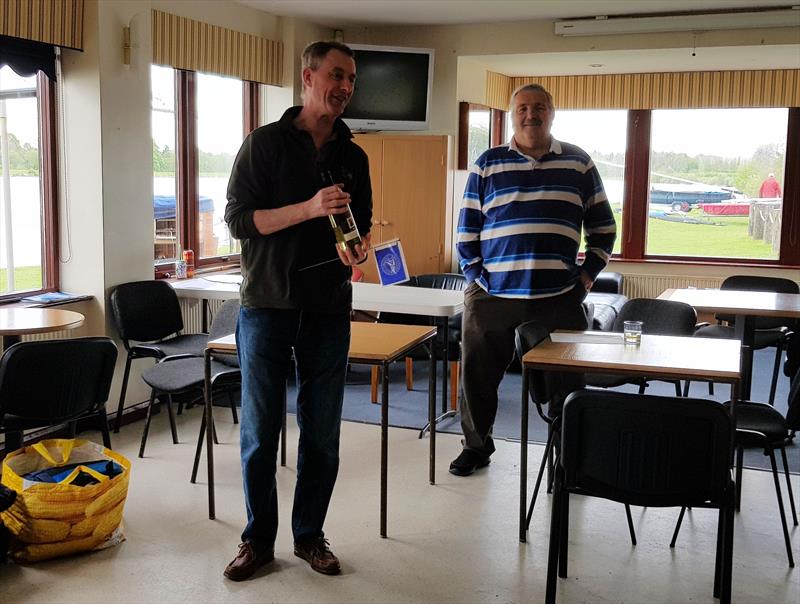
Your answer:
[301,67,313,89]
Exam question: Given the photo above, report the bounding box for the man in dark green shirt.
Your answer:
[223,40,371,582]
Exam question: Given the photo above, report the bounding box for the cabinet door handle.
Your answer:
[371,220,380,226]
[380,220,390,226]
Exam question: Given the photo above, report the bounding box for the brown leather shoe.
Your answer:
[223,541,274,581]
[294,535,341,575]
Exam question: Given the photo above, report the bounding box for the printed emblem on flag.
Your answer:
[373,239,410,286]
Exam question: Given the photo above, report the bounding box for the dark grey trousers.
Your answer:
[459,283,590,456]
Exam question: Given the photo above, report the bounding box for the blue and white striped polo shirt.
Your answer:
[457,138,617,299]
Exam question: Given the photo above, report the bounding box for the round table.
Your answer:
[0,307,85,349]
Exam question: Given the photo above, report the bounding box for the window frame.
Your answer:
[457,102,504,170]
[154,68,259,279]
[457,105,800,268]
[0,70,59,301]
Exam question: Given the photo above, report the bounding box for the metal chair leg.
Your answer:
[625,504,637,546]
[768,344,782,406]
[735,446,744,511]
[114,356,133,433]
[97,407,112,449]
[768,449,795,567]
[779,446,798,525]
[228,390,238,424]
[670,507,687,547]
[165,394,179,444]
[526,429,555,529]
[280,383,287,467]
[139,390,157,458]
[191,411,206,484]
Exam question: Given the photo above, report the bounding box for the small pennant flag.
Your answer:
[373,239,410,286]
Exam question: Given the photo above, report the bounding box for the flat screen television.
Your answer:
[343,44,434,132]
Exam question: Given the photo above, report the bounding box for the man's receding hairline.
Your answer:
[509,84,554,111]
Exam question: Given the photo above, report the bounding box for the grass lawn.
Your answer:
[605,207,777,259]
[646,212,776,258]
[0,266,43,293]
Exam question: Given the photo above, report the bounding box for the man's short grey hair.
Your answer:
[509,84,554,111]
[301,40,354,72]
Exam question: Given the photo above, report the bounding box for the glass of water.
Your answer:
[623,320,643,345]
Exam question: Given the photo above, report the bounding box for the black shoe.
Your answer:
[449,449,491,476]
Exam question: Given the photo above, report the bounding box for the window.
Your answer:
[463,102,798,267]
[647,108,787,260]
[151,67,257,276]
[196,72,242,261]
[551,110,627,255]
[0,66,56,298]
[467,106,490,167]
[151,65,178,264]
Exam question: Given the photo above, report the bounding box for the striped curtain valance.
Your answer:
[485,70,512,111]
[151,10,283,86]
[486,69,800,111]
[0,0,83,51]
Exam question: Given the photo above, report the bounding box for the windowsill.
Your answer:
[0,295,95,310]
[608,257,799,270]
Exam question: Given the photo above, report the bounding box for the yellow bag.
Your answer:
[1,438,131,562]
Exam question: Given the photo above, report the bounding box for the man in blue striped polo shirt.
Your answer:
[450,83,616,476]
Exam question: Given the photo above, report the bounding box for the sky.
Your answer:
[151,65,243,154]
[547,107,788,159]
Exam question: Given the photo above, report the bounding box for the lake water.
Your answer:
[1,176,43,267]
[4,175,623,270]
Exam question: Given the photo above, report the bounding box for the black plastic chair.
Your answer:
[138,299,240,459]
[109,280,208,433]
[686,275,799,404]
[372,273,467,410]
[545,389,735,604]
[672,365,799,568]
[0,337,118,454]
[585,298,698,395]
[515,321,637,545]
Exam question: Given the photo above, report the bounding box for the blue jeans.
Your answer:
[236,307,350,548]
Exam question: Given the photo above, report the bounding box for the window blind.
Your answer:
[0,0,83,51]
[151,10,283,87]
[486,69,800,111]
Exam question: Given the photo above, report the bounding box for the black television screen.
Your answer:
[343,44,434,131]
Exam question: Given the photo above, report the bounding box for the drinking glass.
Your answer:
[623,320,643,345]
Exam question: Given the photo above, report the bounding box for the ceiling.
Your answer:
[235,0,800,28]
[235,0,800,76]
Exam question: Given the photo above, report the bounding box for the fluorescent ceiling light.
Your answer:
[555,8,800,36]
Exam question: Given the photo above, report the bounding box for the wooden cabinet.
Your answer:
[353,134,451,284]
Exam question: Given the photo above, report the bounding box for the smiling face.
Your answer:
[302,49,357,118]
[511,89,554,151]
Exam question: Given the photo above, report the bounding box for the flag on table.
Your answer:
[373,239,410,286]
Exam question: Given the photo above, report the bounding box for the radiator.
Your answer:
[622,274,723,299]
[21,329,76,342]
[180,298,225,334]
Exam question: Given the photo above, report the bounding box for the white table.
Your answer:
[171,276,465,421]
[658,288,800,400]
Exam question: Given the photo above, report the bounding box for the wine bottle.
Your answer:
[321,170,362,255]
